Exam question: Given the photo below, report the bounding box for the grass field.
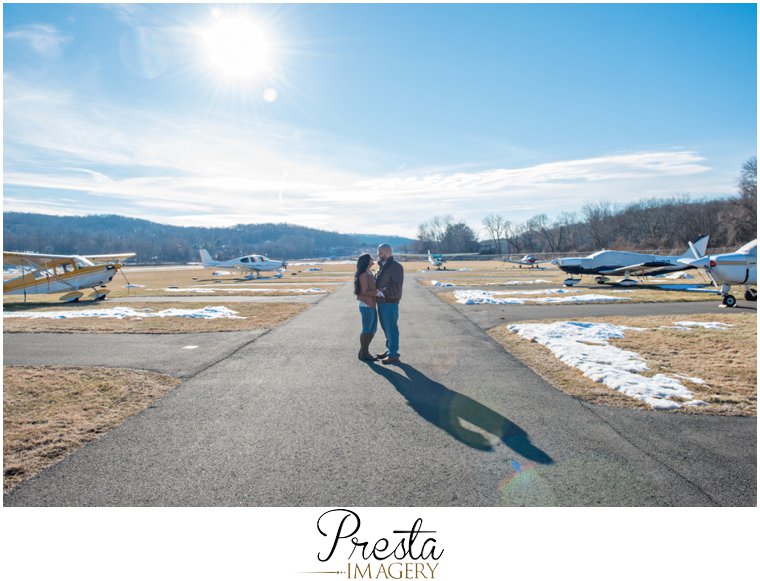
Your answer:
[416,260,722,304]
[3,365,181,491]
[489,312,756,416]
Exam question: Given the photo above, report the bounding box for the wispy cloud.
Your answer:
[5,24,71,57]
[3,75,732,237]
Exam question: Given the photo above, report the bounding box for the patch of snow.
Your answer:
[163,287,216,293]
[507,321,706,410]
[162,287,326,294]
[430,280,456,287]
[658,272,695,280]
[212,270,232,276]
[4,306,244,320]
[672,374,707,385]
[667,321,732,331]
[124,284,144,288]
[454,290,630,305]
[655,284,709,291]
[491,288,579,296]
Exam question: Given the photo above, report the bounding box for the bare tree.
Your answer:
[416,215,454,252]
[582,200,616,249]
[482,214,509,254]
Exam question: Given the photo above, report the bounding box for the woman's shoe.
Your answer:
[359,334,375,361]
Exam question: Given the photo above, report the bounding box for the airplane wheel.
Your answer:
[722,294,737,308]
[595,276,607,284]
[745,289,757,302]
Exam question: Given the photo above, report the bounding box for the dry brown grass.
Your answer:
[3,365,181,491]
[489,313,756,416]
[2,301,308,333]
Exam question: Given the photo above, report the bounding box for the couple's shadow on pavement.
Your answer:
[369,362,552,464]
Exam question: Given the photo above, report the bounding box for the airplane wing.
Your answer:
[394,253,429,258]
[82,253,135,263]
[598,261,678,275]
[503,257,552,264]
[3,251,75,269]
[442,253,479,258]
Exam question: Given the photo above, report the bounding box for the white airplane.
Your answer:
[503,254,552,268]
[679,239,757,307]
[555,234,710,287]
[395,250,479,270]
[3,251,135,302]
[199,249,287,279]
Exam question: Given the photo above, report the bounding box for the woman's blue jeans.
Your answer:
[359,305,378,334]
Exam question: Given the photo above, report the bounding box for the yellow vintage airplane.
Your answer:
[3,251,135,302]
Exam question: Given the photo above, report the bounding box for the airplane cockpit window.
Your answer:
[241,257,250,263]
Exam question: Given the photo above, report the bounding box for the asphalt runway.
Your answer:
[3,275,756,506]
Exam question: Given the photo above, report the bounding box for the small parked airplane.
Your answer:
[678,239,757,307]
[555,234,710,287]
[503,254,552,268]
[395,250,479,270]
[199,249,287,278]
[3,251,135,302]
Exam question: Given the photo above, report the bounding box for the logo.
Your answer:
[306,509,444,579]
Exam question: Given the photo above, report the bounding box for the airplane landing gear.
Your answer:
[744,288,757,302]
[563,278,581,287]
[595,276,609,284]
[721,294,737,308]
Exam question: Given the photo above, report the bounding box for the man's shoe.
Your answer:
[381,356,400,365]
[374,352,389,361]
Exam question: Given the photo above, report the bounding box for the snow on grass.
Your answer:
[440,280,552,287]
[431,280,456,287]
[657,272,695,280]
[654,284,710,291]
[664,321,733,331]
[454,289,630,305]
[506,321,713,410]
[161,287,326,294]
[4,306,244,320]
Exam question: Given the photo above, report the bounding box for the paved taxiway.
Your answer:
[3,275,756,506]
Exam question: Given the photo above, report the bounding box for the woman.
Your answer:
[354,253,379,361]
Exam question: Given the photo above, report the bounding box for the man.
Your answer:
[374,243,404,364]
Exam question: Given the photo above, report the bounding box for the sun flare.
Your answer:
[202,18,272,79]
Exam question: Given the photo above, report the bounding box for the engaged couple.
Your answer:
[354,244,404,364]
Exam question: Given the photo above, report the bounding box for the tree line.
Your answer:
[2,213,415,262]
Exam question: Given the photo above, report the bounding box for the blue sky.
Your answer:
[3,3,756,237]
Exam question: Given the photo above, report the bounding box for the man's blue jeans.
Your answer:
[377,302,400,358]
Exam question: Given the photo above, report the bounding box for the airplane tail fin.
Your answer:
[199,249,218,268]
[681,234,710,260]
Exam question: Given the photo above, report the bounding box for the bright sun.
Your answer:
[202,18,272,79]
